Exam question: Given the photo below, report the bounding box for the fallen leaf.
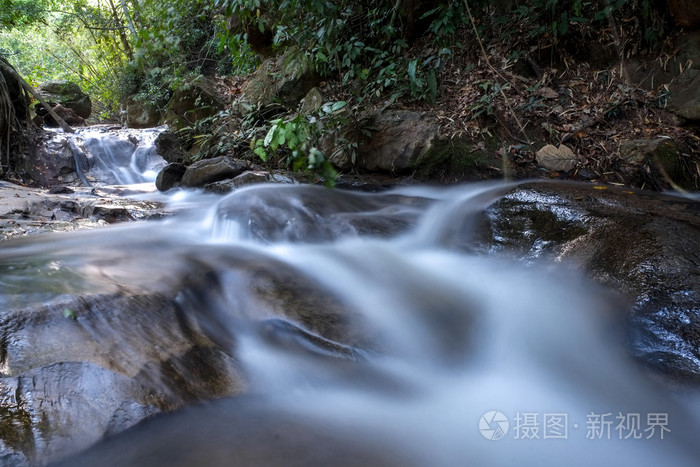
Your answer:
[536,144,578,172]
[539,87,559,99]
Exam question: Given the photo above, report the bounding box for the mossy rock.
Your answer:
[38,81,92,119]
[417,135,503,181]
[164,78,226,130]
[234,50,320,114]
[620,137,697,191]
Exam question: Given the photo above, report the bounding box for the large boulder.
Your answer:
[0,293,242,465]
[164,78,226,129]
[179,156,249,188]
[155,163,187,191]
[211,184,430,243]
[234,51,320,113]
[37,81,91,119]
[356,110,445,173]
[124,95,161,128]
[477,181,700,383]
[154,130,189,164]
[17,131,85,187]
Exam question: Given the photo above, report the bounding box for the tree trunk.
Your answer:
[0,69,12,171]
[0,59,75,133]
[119,0,138,40]
[107,0,134,60]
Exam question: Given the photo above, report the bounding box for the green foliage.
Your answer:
[422,2,467,43]
[132,0,222,72]
[471,80,509,118]
[216,0,467,104]
[0,2,129,117]
[0,0,52,29]
[498,0,667,53]
[62,308,77,320]
[251,101,347,186]
[177,107,260,163]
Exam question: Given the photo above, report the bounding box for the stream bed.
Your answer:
[0,128,699,466]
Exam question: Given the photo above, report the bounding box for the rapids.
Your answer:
[0,130,699,466]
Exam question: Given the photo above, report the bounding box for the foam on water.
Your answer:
[0,182,698,466]
[45,126,167,186]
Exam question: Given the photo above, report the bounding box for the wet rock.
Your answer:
[478,181,700,383]
[0,182,169,239]
[154,130,189,164]
[0,293,244,465]
[37,81,91,119]
[156,163,187,191]
[213,184,432,243]
[180,156,249,188]
[202,170,270,194]
[0,228,410,464]
[47,186,74,194]
[51,396,417,467]
[18,131,85,187]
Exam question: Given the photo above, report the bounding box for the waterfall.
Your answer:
[46,126,167,186]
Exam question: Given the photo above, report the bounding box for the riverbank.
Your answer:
[0,180,168,240]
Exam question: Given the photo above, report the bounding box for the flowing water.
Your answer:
[0,130,699,466]
[46,126,167,186]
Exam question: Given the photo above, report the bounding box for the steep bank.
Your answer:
[138,3,700,194]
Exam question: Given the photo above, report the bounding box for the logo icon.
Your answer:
[479,411,509,440]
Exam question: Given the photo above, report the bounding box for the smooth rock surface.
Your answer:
[357,110,443,173]
[180,156,249,188]
[37,81,91,119]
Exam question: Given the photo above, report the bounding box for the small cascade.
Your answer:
[46,126,167,186]
[0,183,698,466]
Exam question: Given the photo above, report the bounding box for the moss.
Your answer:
[651,139,697,191]
[0,406,35,459]
[416,135,502,180]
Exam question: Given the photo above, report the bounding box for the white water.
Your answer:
[46,126,167,186]
[1,127,699,465]
[1,180,697,466]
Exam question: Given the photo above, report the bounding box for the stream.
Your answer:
[0,128,699,466]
